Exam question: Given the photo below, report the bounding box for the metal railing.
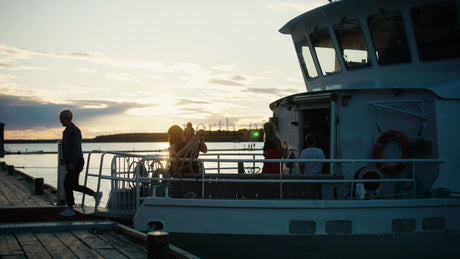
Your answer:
[81,150,443,211]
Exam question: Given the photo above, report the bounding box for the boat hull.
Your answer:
[133,198,460,257]
[170,231,460,258]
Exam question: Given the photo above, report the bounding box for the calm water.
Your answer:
[2,142,263,206]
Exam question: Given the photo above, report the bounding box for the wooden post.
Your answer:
[35,178,44,195]
[147,231,169,259]
[0,122,4,158]
[8,165,14,175]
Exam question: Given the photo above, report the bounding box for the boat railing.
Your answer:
[81,150,443,211]
[198,152,263,174]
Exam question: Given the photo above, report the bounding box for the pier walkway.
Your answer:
[0,164,198,258]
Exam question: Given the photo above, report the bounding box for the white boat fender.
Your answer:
[356,183,366,200]
[373,130,410,175]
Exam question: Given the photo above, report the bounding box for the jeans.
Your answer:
[64,157,95,206]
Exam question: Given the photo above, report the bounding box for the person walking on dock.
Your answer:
[59,109,102,216]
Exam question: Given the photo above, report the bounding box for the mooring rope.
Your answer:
[172,130,205,178]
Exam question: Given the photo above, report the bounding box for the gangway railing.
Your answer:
[81,150,443,212]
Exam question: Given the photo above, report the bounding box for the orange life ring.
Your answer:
[373,130,409,175]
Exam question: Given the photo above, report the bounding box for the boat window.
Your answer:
[368,11,411,65]
[295,39,318,79]
[310,28,341,75]
[411,1,460,61]
[334,20,371,70]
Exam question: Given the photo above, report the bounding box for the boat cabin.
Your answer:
[273,0,460,196]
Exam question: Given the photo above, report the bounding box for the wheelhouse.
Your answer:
[280,0,460,96]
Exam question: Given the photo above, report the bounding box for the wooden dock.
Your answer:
[0,164,198,259]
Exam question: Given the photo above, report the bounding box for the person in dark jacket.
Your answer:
[59,109,101,216]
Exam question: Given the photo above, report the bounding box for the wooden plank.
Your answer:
[8,179,38,207]
[94,248,129,259]
[71,230,131,258]
[0,173,13,206]
[55,232,103,259]
[0,170,55,207]
[98,231,147,258]
[35,232,78,259]
[0,175,25,206]
[14,232,52,259]
[15,174,54,207]
[0,232,25,257]
[8,175,49,207]
[0,172,36,206]
[0,179,12,206]
[72,230,112,249]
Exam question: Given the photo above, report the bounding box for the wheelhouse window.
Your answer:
[334,20,371,70]
[295,39,318,79]
[368,11,411,65]
[411,1,460,61]
[310,28,341,75]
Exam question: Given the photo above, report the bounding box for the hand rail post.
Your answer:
[279,162,283,199]
[350,161,354,200]
[57,141,66,205]
[412,161,416,199]
[217,154,221,174]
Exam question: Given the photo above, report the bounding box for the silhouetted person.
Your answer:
[261,122,282,174]
[168,125,207,176]
[184,122,195,142]
[59,109,102,216]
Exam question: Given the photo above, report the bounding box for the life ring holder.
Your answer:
[373,130,410,175]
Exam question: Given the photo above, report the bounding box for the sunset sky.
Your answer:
[0,0,323,140]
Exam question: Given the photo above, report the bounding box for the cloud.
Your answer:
[0,94,140,130]
[230,75,247,81]
[210,64,238,71]
[207,78,245,87]
[0,60,50,72]
[106,72,163,82]
[0,42,293,138]
[0,44,218,85]
[174,98,209,106]
[0,62,50,71]
[0,44,102,61]
[246,87,281,95]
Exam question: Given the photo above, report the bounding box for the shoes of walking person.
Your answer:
[60,208,75,217]
[95,192,103,208]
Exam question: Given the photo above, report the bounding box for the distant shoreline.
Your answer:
[4,129,264,143]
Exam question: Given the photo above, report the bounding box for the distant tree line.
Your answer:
[90,128,264,142]
[5,129,264,143]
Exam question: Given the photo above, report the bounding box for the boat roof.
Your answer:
[278,0,460,99]
[279,0,448,34]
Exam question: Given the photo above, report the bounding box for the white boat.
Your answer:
[86,0,460,257]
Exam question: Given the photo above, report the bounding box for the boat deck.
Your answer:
[0,164,198,259]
